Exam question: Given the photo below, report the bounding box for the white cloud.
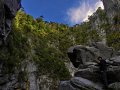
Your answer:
[67,0,104,25]
[95,1,104,9]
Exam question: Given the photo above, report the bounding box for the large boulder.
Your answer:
[59,77,103,90]
[67,42,114,68]
[74,66,100,83]
[59,64,120,90]
[110,56,120,64]
[108,82,120,90]
[74,65,120,84]
[65,42,120,90]
[59,81,76,90]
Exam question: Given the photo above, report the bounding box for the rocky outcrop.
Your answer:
[0,0,34,89]
[102,0,120,24]
[88,0,120,49]
[0,63,25,90]
[0,0,21,42]
[101,0,120,51]
[59,43,120,90]
[108,82,120,90]
[26,62,39,90]
[67,42,114,68]
[59,77,103,90]
[0,1,60,88]
[89,8,108,44]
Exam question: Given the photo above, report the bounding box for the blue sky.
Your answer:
[22,0,104,26]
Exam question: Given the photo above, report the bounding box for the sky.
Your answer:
[22,0,104,26]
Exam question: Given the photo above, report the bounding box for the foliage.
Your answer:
[9,10,72,79]
[107,31,120,50]
[89,30,101,42]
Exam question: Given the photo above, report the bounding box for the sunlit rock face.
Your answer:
[89,8,108,44]
[88,0,120,47]
[102,0,120,24]
[101,0,120,49]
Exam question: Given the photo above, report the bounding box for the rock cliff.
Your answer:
[88,0,120,50]
[102,0,120,24]
[60,42,120,90]
[0,1,45,90]
[89,8,108,44]
[0,0,21,43]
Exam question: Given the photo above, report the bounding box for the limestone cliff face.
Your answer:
[102,0,120,32]
[89,8,108,44]
[101,0,120,50]
[88,0,120,49]
[102,0,120,24]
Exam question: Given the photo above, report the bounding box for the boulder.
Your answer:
[67,42,114,68]
[74,67,100,83]
[59,77,103,90]
[110,56,120,64]
[59,81,76,90]
[59,61,120,90]
[108,82,120,90]
[75,65,120,84]
[66,42,120,90]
